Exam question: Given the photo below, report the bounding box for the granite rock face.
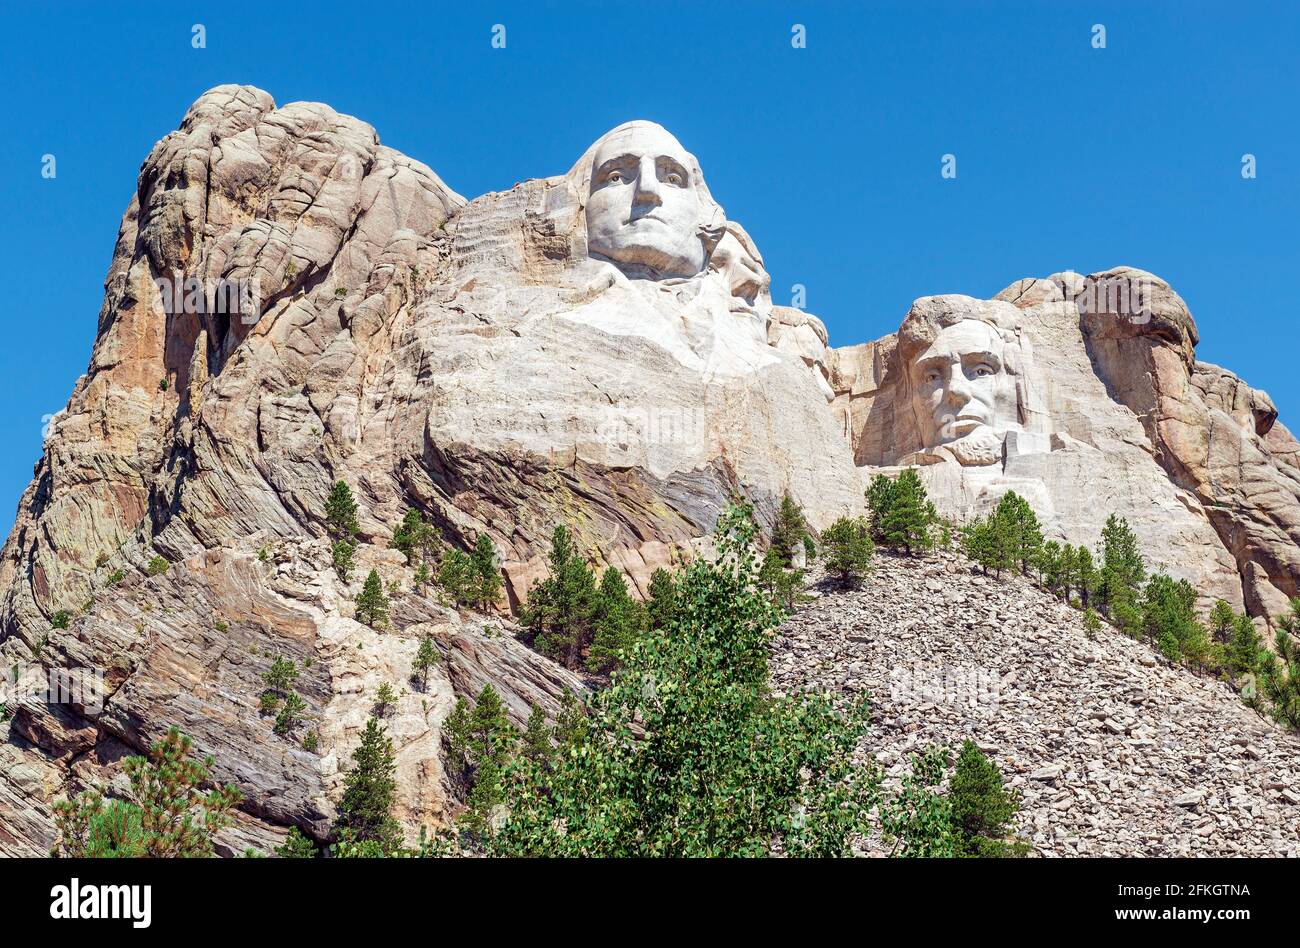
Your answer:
[0,86,1296,855]
[831,268,1299,613]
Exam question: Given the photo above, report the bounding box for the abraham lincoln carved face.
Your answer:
[901,301,1025,466]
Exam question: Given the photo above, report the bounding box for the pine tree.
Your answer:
[470,533,503,610]
[646,567,678,632]
[1055,544,1077,601]
[521,525,601,669]
[963,510,1014,578]
[1209,600,1237,644]
[437,549,476,607]
[1083,607,1101,640]
[53,728,243,858]
[336,715,400,852]
[948,740,1027,858]
[1039,540,1063,596]
[990,492,1042,576]
[262,655,299,698]
[374,682,397,716]
[821,515,874,587]
[758,546,805,611]
[770,493,809,567]
[276,826,317,858]
[1099,514,1145,617]
[354,569,389,628]
[1075,546,1099,608]
[587,566,647,674]
[412,635,439,691]
[879,469,935,554]
[325,481,360,541]
[392,508,436,565]
[1141,573,1203,662]
[274,691,307,736]
[521,704,552,765]
[332,539,356,581]
[1259,600,1300,731]
[866,473,898,542]
[444,684,519,831]
[1226,612,1264,676]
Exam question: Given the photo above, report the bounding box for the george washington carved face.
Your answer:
[906,316,1022,465]
[585,122,715,280]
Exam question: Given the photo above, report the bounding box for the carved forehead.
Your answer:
[915,320,1004,362]
[590,122,693,168]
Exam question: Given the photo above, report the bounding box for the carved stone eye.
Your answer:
[607,171,623,183]
[973,365,994,378]
[925,371,941,384]
[665,172,684,186]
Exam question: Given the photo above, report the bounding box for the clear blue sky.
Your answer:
[2,1,1297,536]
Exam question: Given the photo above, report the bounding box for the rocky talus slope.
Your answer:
[772,551,1300,857]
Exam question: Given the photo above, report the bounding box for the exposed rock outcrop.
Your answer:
[774,552,1300,857]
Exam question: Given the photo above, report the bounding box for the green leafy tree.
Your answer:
[51,610,70,630]
[821,515,874,587]
[645,567,678,632]
[948,740,1028,857]
[412,635,439,691]
[374,682,397,716]
[877,747,954,858]
[146,556,169,577]
[336,715,400,853]
[770,493,810,567]
[354,569,389,628]
[54,728,242,858]
[486,502,887,857]
[325,481,360,541]
[470,533,503,610]
[521,525,601,669]
[587,566,648,674]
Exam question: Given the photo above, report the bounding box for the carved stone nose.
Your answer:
[633,156,661,205]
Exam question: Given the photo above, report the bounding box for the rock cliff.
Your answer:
[0,86,1296,854]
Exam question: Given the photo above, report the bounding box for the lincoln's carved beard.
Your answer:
[584,123,711,280]
[908,319,1021,466]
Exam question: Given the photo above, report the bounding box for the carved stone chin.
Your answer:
[940,428,1005,466]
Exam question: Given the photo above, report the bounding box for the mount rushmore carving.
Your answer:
[0,84,1297,853]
